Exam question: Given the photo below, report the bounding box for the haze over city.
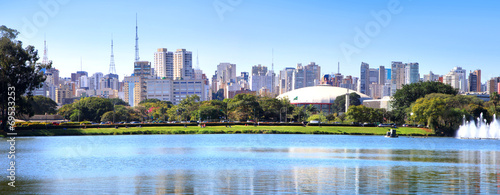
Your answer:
[2,0,499,81]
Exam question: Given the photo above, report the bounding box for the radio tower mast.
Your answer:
[135,13,140,62]
[196,50,200,69]
[42,36,49,65]
[338,62,340,74]
[109,35,116,74]
[271,48,274,72]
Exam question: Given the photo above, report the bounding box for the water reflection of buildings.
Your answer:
[129,148,499,194]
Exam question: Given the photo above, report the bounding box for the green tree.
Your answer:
[110,98,129,106]
[71,97,114,122]
[227,94,262,121]
[307,112,327,123]
[346,105,383,123]
[489,92,500,115]
[29,95,58,115]
[139,99,172,121]
[58,104,74,120]
[391,81,458,123]
[101,105,134,122]
[1,26,49,130]
[178,95,201,121]
[212,89,224,101]
[331,93,361,113]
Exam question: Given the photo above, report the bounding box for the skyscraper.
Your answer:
[173,49,193,80]
[378,66,386,85]
[216,63,237,92]
[450,67,467,93]
[390,61,405,96]
[405,63,419,84]
[250,65,275,93]
[133,61,152,78]
[252,64,268,76]
[359,62,370,95]
[291,62,321,90]
[469,69,481,92]
[154,48,174,78]
[279,67,295,94]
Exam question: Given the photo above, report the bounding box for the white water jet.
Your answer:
[456,113,500,139]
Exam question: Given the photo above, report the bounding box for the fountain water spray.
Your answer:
[456,113,500,139]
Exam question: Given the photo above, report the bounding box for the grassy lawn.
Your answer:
[13,125,433,136]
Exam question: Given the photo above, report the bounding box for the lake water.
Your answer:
[1,134,499,194]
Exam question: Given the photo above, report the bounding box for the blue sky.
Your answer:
[1,0,499,82]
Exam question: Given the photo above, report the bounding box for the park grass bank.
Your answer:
[9,125,434,136]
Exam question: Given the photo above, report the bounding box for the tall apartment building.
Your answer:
[71,71,88,82]
[292,62,321,90]
[154,48,174,79]
[486,77,500,94]
[90,72,104,90]
[369,68,379,85]
[359,62,370,95]
[124,76,146,107]
[340,75,358,91]
[250,65,275,94]
[216,62,237,91]
[405,63,419,84]
[469,69,481,92]
[450,67,467,92]
[423,71,440,82]
[100,74,119,90]
[279,67,295,94]
[385,69,391,84]
[173,49,193,80]
[134,61,152,78]
[378,66,386,85]
[390,61,419,96]
[252,64,268,76]
[79,75,89,89]
[55,83,73,105]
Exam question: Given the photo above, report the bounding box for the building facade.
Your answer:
[173,49,193,80]
[154,48,174,79]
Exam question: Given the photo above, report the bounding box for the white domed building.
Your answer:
[277,85,371,113]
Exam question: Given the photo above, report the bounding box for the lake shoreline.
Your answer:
[3,125,435,137]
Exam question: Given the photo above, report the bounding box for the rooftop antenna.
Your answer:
[135,13,140,62]
[42,35,49,65]
[80,57,82,71]
[196,49,200,69]
[272,48,274,72]
[109,34,116,74]
[338,62,340,74]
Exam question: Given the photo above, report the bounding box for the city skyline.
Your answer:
[2,0,499,82]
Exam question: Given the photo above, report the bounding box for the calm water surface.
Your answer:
[1,134,499,194]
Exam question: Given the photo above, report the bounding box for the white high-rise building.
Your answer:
[80,75,89,89]
[450,67,468,93]
[405,63,420,84]
[249,64,275,93]
[216,63,237,91]
[423,71,440,82]
[154,48,174,79]
[90,72,103,90]
[390,61,419,96]
[173,49,193,80]
[279,67,295,94]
